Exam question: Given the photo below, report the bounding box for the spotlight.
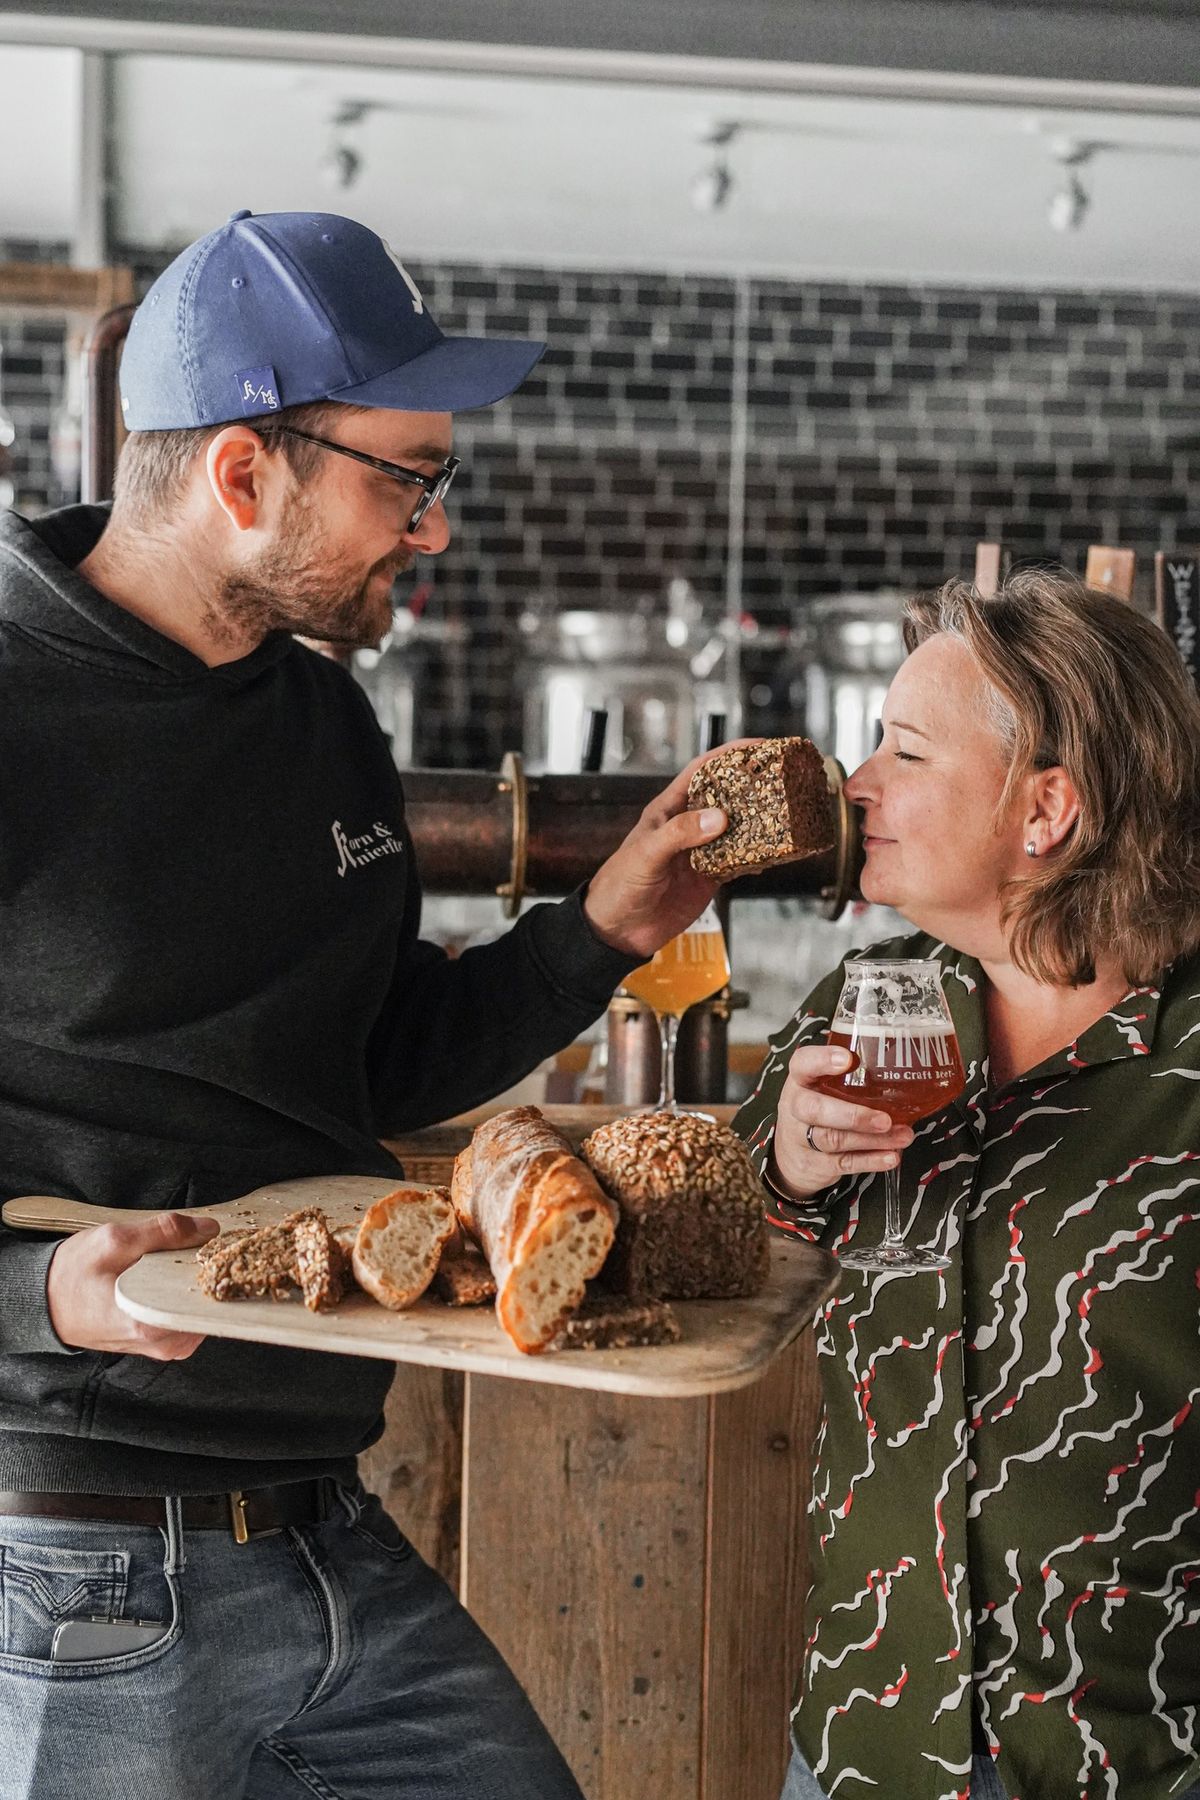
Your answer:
[1045,136,1099,233]
[1048,170,1089,232]
[320,142,361,190]
[690,119,739,214]
[691,158,733,213]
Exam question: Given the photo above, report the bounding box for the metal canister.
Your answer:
[604,989,749,1106]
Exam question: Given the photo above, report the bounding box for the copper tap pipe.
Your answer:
[81,302,136,505]
[400,757,861,917]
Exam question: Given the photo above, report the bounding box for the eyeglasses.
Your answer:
[276,427,460,531]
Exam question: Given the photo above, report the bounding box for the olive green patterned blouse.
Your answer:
[734,930,1200,1800]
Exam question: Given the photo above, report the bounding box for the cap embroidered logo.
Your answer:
[237,366,281,416]
[381,243,425,316]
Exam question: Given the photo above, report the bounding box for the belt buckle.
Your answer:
[228,1489,251,1545]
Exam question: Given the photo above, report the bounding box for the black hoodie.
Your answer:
[0,504,637,1494]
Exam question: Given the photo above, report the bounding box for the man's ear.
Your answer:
[203,426,278,532]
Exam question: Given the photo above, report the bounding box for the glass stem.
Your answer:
[881,1158,906,1248]
[657,1013,680,1108]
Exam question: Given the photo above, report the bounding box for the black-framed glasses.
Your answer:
[277,427,460,531]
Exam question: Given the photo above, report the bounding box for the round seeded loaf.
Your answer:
[580,1111,770,1299]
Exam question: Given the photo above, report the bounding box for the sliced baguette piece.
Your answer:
[351,1185,456,1311]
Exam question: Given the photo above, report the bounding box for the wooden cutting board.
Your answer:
[1,1175,403,1240]
[3,1175,839,1399]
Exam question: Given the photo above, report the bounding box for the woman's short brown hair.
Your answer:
[903,571,1200,987]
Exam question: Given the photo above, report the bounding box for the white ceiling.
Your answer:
[4,42,1200,288]
[0,45,80,240]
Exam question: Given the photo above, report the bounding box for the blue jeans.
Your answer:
[780,1741,1200,1798]
[0,1480,583,1800]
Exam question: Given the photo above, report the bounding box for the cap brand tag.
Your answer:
[237,366,281,414]
[382,242,425,315]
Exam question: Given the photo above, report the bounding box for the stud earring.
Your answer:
[1025,842,1038,858]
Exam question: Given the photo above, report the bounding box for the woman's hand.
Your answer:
[768,1045,915,1202]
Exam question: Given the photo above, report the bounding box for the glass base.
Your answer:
[838,1242,950,1273]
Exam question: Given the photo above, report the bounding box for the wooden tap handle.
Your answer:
[1085,546,1136,600]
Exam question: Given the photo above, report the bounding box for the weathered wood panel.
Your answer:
[361,1365,465,1589]
[0,263,134,312]
[462,1375,711,1800]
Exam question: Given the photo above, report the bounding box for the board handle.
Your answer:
[3,1196,140,1235]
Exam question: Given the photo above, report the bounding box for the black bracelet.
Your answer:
[761,1154,809,1208]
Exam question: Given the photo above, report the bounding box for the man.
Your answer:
[0,210,726,1800]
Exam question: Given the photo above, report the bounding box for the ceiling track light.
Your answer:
[1045,135,1100,233]
[319,98,379,191]
[1048,170,1089,232]
[691,120,739,214]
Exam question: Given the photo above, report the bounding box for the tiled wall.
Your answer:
[0,240,71,510]
[3,241,1197,767]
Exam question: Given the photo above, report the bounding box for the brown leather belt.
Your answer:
[0,1480,333,1545]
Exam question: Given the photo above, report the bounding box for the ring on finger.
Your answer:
[804,1122,822,1154]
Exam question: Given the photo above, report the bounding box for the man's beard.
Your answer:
[210,491,411,651]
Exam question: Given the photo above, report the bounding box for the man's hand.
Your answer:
[582,745,752,960]
[47,1212,219,1360]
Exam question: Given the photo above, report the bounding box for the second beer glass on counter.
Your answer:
[621,904,730,1115]
[812,957,966,1272]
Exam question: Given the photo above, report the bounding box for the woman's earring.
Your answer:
[1025,841,1038,858]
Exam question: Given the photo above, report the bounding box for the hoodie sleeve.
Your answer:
[0,1234,82,1355]
[365,854,641,1135]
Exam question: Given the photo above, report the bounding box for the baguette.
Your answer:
[452,1105,617,1353]
[351,1185,456,1311]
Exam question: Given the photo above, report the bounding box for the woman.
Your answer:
[734,572,1200,1800]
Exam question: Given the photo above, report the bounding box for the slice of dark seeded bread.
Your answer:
[553,1291,681,1351]
[196,1208,330,1306]
[433,1227,498,1306]
[688,737,834,880]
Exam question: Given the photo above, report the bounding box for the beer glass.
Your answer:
[621,902,730,1113]
[812,957,965,1272]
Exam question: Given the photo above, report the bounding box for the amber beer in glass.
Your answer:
[813,958,966,1272]
[621,903,730,1112]
[621,921,731,1020]
[823,1023,966,1126]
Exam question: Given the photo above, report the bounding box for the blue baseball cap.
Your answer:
[119,208,545,430]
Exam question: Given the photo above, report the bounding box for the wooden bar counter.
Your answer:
[363,1106,830,1800]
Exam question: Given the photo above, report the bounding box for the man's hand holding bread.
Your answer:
[580,745,745,958]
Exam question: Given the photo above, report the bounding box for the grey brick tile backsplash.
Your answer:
[1,239,1196,765]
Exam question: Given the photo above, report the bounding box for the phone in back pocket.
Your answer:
[51,1615,168,1661]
